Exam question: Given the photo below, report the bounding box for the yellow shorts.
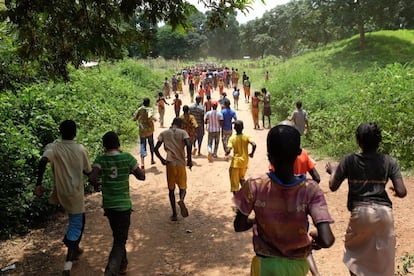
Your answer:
[167,165,187,190]
[229,167,247,192]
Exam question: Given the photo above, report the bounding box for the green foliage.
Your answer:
[397,253,414,275]
[0,22,44,91]
[266,30,414,169]
[0,59,161,239]
[310,0,411,48]
[1,0,253,80]
[157,26,188,59]
[0,88,60,238]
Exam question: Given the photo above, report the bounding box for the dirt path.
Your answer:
[2,82,414,276]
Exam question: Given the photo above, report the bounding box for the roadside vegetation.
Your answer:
[0,59,166,238]
[228,30,414,170]
[0,30,413,246]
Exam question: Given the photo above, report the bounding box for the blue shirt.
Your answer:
[221,108,237,131]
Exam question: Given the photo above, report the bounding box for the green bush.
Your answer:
[0,59,162,238]
[266,30,414,170]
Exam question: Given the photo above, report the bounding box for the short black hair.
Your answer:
[183,105,189,113]
[102,131,120,150]
[356,122,382,152]
[267,125,301,164]
[59,120,76,140]
[223,98,230,107]
[172,117,183,128]
[296,101,302,108]
[143,97,150,106]
[234,120,244,133]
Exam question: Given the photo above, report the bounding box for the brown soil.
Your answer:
[1,83,414,276]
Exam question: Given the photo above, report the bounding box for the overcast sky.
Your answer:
[187,0,290,24]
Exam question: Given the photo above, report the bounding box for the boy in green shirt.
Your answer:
[89,131,145,275]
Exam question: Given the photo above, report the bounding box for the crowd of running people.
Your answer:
[34,62,407,276]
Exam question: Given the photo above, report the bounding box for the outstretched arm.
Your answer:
[35,157,49,197]
[248,142,257,158]
[309,168,321,184]
[154,141,166,165]
[131,165,145,181]
[326,162,342,191]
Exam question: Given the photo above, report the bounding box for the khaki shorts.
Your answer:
[167,164,187,190]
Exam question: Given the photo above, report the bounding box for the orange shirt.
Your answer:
[293,149,315,174]
[251,96,260,109]
[269,149,315,174]
[157,98,165,108]
[199,87,205,97]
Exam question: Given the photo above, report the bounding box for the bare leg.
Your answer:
[307,253,320,276]
[169,189,177,220]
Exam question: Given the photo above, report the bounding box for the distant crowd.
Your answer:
[34,64,407,276]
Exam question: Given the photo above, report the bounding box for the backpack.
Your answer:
[233,90,240,97]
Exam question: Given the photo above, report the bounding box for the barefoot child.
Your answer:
[154,118,193,221]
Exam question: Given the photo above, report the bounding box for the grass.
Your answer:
[218,30,414,170]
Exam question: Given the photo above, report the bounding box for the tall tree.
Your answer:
[311,0,403,49]
[185,11,209,59]
[1,0,254,80]
[127,13,159,58]
[252,34,274,59]
[157,26,187,59]
[205,11,241,59]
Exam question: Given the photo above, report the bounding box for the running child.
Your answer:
[233,124,335,276]
[225,120,256,194]
[89,131,145,275]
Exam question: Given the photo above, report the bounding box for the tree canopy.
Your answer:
[1,0,256,80]
[310,0,411,48]
[1,0,413,82]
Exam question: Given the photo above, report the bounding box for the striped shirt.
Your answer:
[234,174,333,258]
[205,109,223,132]
[189,103,205,130]
[333,152,401,211]
[93,152,138,211]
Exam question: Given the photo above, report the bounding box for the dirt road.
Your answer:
[2,82,414,275]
